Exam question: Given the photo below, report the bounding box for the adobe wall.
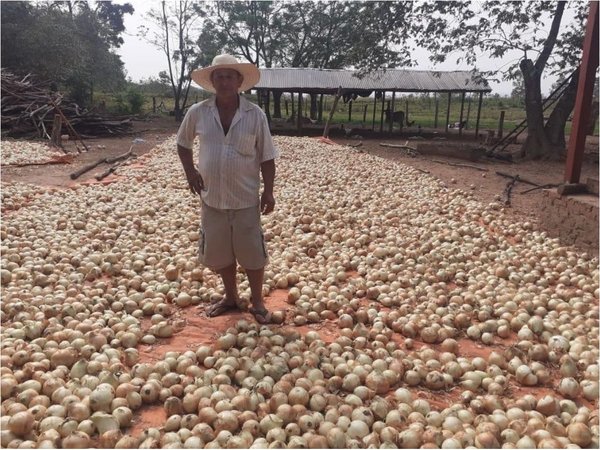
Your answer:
[540,190,599,255]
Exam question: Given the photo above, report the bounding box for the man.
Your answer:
[176,54,277,324]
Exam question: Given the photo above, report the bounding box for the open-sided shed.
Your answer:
[254,68,492,137]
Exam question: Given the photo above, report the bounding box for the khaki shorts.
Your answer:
[199,202,268,271]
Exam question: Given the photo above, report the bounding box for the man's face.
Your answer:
[211,69,243,95]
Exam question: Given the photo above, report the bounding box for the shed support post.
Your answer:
[389,91,396,133]
[458,92,466,137]
[379,91,385,133]
[371,92,377,130]
[297,92,303,131]
[445,92,452,135]
[323,87,343,138]
[475,92,484,140]
[434,94,439,129]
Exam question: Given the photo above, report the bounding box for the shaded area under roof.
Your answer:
[255,68,492,93]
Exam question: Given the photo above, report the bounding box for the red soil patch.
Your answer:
[128,405,166,438]
[137,288,293,363]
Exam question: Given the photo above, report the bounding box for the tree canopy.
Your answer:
[1,1,133,105]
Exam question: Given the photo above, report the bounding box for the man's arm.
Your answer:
[260,158,275,214]
[177,144,204,195]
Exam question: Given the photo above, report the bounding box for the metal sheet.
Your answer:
[255,68,491,92]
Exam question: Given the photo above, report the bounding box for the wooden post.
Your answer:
[405,99,409,126]
[291,93,295,120]
[475,92,484,139]
[389,91,396,133]
[257,89,263,108]
[458,92,466,137]
[50,115,63,149]
[348,100,353,122]
[445,92,452,135]
[434,94,439,129]
[318,94,324,122]
[565,0,599,184]
[466,95,472,126]
[297,92,303,131]
[379,91,385,132]
[265,90,272,126]
[285,99,289,117]
[152,97,156,113]
[363,104,368,123]
[371,93,377,130]
[323,87,343,138]
[497,110,505,140]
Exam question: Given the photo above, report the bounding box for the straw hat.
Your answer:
[191,54,260,93]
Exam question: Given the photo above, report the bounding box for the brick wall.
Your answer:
[540,190,599,254]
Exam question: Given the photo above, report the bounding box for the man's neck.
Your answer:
[215,94,239,110]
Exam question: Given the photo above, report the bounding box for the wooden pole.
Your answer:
[379,91,385,133]
[265,90,272,127]
[445,92,452,135]
[497,110,506,140]
[389,91,396,133]
[363,104,368,123]
[348,100,353,122]
[318,94,324,122]
[475,92,484,139]
[458,92,466,137]
[297,92,303,131]
[466,95,472,125]
[291,92,295,119]
[565,0,598,183]
[434,94,439,129]
[323,87,343,138]
[285,99,289,117]
[152,97,156,113]
[371,92,377,130]
[50,115,63,149]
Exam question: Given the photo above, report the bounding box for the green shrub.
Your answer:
[126,88,145,114]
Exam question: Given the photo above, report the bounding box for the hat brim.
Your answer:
[191,63,260,93]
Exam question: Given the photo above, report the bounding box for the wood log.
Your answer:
[495,171,540,187]
[95,153,137,181]
[429,159,488,171]
[70,158,108,180]
[501,175,519,206]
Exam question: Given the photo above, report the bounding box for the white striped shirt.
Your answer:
[176,96,278,210]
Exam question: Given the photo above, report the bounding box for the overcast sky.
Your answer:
[115,0,564,96]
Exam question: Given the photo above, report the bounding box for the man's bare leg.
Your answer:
[246,267,271,323]
[207,263,239,316]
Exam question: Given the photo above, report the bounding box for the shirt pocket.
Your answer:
[233,133,256,157]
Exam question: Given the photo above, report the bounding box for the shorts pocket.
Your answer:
[234,133,256,156]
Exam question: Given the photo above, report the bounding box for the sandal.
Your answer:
[248,306,273,324]
[206,298,238,317]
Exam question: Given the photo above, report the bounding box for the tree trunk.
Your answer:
[174,98,183,122]
[520,59,553,159]
[544,66,580,155]
[310,94,318,120]
[273,91,282,118]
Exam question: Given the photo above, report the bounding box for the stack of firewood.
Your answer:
[1,71,133,138]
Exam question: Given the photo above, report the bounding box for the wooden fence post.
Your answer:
[323,87,343,138]
[498,110,506,140]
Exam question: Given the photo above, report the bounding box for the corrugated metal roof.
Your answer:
[255,68,491,93]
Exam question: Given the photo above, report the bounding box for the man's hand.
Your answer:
[185,169,205,196]
[261,191,275,214]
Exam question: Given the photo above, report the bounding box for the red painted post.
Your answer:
[564,1,599,184]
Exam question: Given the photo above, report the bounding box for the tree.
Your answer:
[139,0,202,121]
[197,1,416,119]
[411,0,588,160]
[1,1,132,106]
